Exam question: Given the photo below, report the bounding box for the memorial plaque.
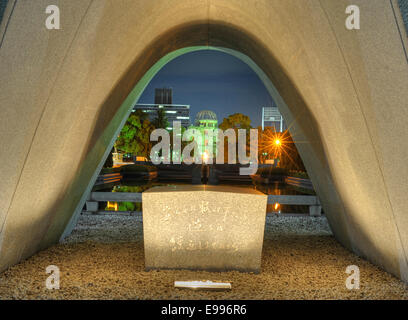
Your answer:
[142,185,267,273]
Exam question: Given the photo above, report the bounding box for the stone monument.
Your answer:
[142,185,267,273]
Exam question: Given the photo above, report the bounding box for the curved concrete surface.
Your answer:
[0,0,408,281]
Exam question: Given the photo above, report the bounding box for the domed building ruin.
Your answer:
[189,110,218,162]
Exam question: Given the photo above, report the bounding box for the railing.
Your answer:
[84,192,322,217]
[89,192,142,202]
[85,192,142,215]
[267,195,321,216]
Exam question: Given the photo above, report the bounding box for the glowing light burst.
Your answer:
[259,129,291,160]
[107,201,118,211]
[258,127,308,170]
[202,150,209,164]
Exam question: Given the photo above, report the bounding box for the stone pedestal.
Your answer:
[309,205,322,217]
[142,185,267,273]
[85,201,98,213]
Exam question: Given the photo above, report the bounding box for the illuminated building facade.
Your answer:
[133,103,190,129]
[262,104,287,132]
[189,110,218,161]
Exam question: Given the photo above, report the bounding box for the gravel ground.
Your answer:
[0,214,407,300]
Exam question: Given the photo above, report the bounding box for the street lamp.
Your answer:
[273,137,282,167]
[202,150,209,164]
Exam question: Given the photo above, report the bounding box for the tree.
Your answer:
[279,130,305,171]
[219,113,252,163]
[114,110,155,159]
[219,113,251,131]
[138,118,156,158]
[152,108,169,129]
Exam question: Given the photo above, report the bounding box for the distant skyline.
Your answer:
[138,50,276,127]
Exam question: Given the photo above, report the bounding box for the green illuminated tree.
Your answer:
[114,110,155,159]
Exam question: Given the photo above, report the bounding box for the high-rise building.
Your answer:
[133,88,190,129]
[154,88,173,105]
[262,104,287,132]
[133,104,190,129]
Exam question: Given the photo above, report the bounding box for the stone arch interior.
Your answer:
[55,22,338,248]
[59,43,336,277]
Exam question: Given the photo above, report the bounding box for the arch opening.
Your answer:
[62,46,336,282]
[62,44,323,236]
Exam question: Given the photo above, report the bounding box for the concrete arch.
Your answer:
[0,0,407,281]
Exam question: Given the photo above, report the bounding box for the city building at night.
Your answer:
[133,103,190,129]
[133,88,190,129]
[154,88,173,105]
[262,104,287,132]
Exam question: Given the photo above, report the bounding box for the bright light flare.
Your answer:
[107,201,118,211]
[259,130,289,160]
[202,151,209,164]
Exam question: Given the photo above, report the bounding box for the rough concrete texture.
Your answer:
[142,185,267,273]
[398,0,408,35]
[0,215,407,300]
[0,0,408,282]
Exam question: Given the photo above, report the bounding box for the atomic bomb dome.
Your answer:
[194,110,217,125]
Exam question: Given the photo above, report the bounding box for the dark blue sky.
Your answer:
[138,50,275,127]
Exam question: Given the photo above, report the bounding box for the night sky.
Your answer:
[138,50,275,127]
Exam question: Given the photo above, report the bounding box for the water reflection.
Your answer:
[99,180,313,214]
[253,181,315,196]
[104,182,169,212]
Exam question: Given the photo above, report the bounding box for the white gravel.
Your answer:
[264,215,332,236]
[63,214,332,244]
[63,214,144,243]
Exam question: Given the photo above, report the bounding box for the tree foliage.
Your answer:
[218,113,252,163]
[278,130,305,171]
[114,110,155,159]
[152,108,169,129]
[219,113,251,131]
